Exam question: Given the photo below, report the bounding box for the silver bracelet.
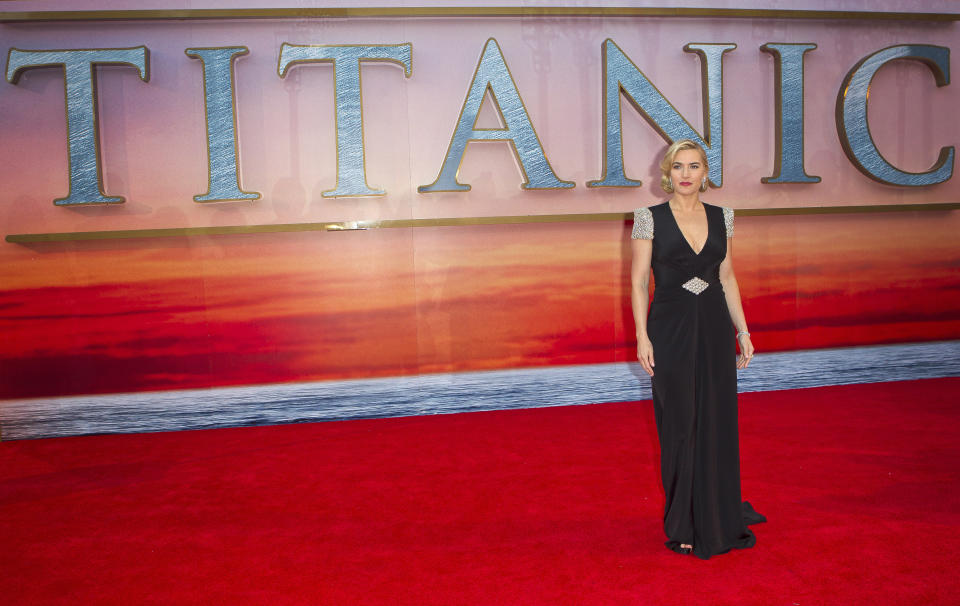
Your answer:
[737,330,750,338]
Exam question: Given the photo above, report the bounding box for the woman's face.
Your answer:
[669,149,707,195]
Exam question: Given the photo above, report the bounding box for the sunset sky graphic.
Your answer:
[1,211,958,400]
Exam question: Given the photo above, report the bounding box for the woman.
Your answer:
[631,139,765,559]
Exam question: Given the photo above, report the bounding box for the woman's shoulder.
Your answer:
[633,202,668,216]
[634,202,670,218]
[703,203,735,237]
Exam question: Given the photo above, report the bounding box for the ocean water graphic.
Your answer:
[2,341,958,440]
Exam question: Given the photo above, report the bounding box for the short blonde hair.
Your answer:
[660,139,709,193]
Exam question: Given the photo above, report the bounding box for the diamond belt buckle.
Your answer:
[682,277,709,295]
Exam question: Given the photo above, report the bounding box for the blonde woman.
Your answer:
[631,139,764,559]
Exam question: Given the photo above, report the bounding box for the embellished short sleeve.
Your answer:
[722,206,735,238]
[632,207,654,240]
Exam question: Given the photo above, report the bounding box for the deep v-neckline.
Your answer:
[668,203,709,256]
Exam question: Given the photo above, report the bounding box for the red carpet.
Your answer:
[2,378,958,605]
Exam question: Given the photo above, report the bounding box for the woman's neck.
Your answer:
[670,192,702,213]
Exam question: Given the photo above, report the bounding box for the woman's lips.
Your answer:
[679,181,692,186]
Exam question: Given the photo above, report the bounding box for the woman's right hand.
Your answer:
[637,336,655,377]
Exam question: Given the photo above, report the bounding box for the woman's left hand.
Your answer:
[736,333,754,369]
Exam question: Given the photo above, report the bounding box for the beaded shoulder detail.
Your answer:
[632,207,654,240]
[722,206,734,238]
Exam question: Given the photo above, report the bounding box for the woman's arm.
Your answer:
[719,238,754,369]
[631,238,655,376]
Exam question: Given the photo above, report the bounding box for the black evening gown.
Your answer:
[633,202,765,560]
